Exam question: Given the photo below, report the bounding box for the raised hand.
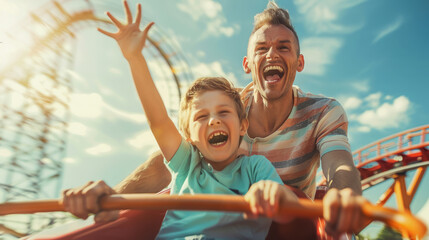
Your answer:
[97,0,154,60]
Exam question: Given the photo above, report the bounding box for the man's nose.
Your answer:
[266,47,279,60]
[209,116,221,126]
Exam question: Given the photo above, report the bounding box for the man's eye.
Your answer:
[256,47,267,52]
[279,46,289,51]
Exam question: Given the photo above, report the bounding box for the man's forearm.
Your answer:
[114,151,171,193]
[328,166,362,195]
[322,150,362,195]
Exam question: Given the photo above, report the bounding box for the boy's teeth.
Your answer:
[208,131,228,145]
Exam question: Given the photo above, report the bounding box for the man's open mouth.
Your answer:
[208,131,228,146]
[263,65,284,83]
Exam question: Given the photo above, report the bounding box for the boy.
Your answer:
[63,1,298,239]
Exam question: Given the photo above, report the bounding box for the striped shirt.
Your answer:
[239,84,351,199]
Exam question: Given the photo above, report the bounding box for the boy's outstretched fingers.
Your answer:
[123,0,133,24]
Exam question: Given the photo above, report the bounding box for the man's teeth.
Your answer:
[264,65,283,73]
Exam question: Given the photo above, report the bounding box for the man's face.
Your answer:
[243,24,304,101]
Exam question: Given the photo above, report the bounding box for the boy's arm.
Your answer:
[98,1,181,160]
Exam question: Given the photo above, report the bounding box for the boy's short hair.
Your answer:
[251,1,300,55]
[179,77,245,139]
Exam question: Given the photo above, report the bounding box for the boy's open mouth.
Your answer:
[208,131,228,146]
[263,65,284,83]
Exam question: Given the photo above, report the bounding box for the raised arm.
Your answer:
[98,1,181,160]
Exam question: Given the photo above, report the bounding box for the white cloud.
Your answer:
[63,157,77,164]
[127,130,159,154]
[301,37,342,76]
[373,16,403,44]
[356,126,371,133]
[350,79,370,93]
[293,0,366,34]
[108,67,122,75]
[103,103,147,123]
[177,0,238,37]
[68,122,88,136]
[197,51,206,58]
[70,93,104,118]
[357,96,410,130]
[127,130,156,149]
[343,97,362,110]
[67,69,86,83]
[70,92,147,123]
[177,0,222,20]
[191,61,238,85]
[364,92,382,108]
[205,18,239,38]
[86,143,112,155]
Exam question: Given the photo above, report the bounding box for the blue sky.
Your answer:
[1,0,428,237]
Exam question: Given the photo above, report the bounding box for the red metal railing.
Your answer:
[353,125,429,168]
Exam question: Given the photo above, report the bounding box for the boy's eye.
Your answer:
[196,114,207,120]
[219,110,229,115]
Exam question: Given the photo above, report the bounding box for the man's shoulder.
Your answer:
[293,85,340,108]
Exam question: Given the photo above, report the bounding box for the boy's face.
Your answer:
[188,90,248,171]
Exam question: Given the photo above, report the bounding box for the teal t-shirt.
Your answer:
[156,139,283,240]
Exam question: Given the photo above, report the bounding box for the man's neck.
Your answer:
[247,89,294,138]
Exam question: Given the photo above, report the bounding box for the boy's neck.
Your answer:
[203,151,240,171]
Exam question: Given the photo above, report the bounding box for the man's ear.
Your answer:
[240,118,249,136]
[243,57,251,74]
[297,54,305,72]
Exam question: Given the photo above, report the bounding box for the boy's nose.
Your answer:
[209,117,221,126]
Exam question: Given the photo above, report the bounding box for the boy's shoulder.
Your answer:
[238,154,271,167]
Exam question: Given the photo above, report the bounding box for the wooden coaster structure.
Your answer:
[0,0,192,236]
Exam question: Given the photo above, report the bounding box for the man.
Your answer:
[63,2,365,237]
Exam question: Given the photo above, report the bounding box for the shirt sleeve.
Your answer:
[165,138,193,174]
[315,99,352,157]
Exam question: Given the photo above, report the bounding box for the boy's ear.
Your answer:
[243,57,251,74]
[240,118,249,136]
